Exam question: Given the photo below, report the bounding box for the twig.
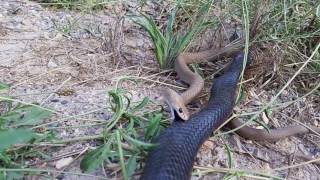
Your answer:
[273,157,320,171]
[193,166,282,179]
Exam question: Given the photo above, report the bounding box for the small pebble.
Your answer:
[51,99,59,102]
[56,174,64,180]
[60,100,68,105]
[47,60,58,68]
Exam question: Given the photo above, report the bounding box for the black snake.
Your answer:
[141,52,247,180]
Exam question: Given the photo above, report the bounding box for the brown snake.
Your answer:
[161,40,320,141]
[160,40,244,120]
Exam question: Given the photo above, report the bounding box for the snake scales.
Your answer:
[141,42,319,180]
[160,40,320,141]
[141,52,247,179]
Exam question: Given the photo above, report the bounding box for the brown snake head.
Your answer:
[159,88,190,121]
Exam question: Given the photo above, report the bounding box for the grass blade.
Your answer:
[116,130,127,180]
[105,90,126,132]
[120,130,158,150]
[130,97,149,113]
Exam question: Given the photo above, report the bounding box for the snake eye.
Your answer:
[178,108,183,113]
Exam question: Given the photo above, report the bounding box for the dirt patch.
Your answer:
[0,1,319,180]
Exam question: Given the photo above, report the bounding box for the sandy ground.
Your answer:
[0,1,319,179]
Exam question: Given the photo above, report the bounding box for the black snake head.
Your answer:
[234,51,253,67]
[229,30,253,66]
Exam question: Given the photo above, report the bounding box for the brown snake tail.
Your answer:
[161,38,320,141]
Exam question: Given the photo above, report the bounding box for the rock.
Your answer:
[48,60,58,68]
[61,100,68,105]
[51,99,59,102]
[55,157,74,169]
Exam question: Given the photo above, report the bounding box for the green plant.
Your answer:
[0,83,9,91]
[80,89,165,180]
[131,1,214,69]
[255,1,320,72]
[0,83,53,179]
[34,0,112,10]
[1,82,164,180]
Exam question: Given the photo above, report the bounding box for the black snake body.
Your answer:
[141,52,246,180]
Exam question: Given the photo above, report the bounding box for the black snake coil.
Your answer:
[141,52,247,180]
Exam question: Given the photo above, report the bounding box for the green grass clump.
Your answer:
[0,83,164,180]
[80,88,165,180]
[34,0,114,10]
[2,0,320,179]
[131,1,214,69]
[256,1,320,71]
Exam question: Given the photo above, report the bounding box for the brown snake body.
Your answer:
[162,40,320,141]
[161,40,244,120]
[228,120,320,142]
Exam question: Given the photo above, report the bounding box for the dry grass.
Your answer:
[0,0,319,179]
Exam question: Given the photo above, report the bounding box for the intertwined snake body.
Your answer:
[161,40,243,120]
[142,52,246,180]
[141,41,320,179]
[161,42,320,141]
